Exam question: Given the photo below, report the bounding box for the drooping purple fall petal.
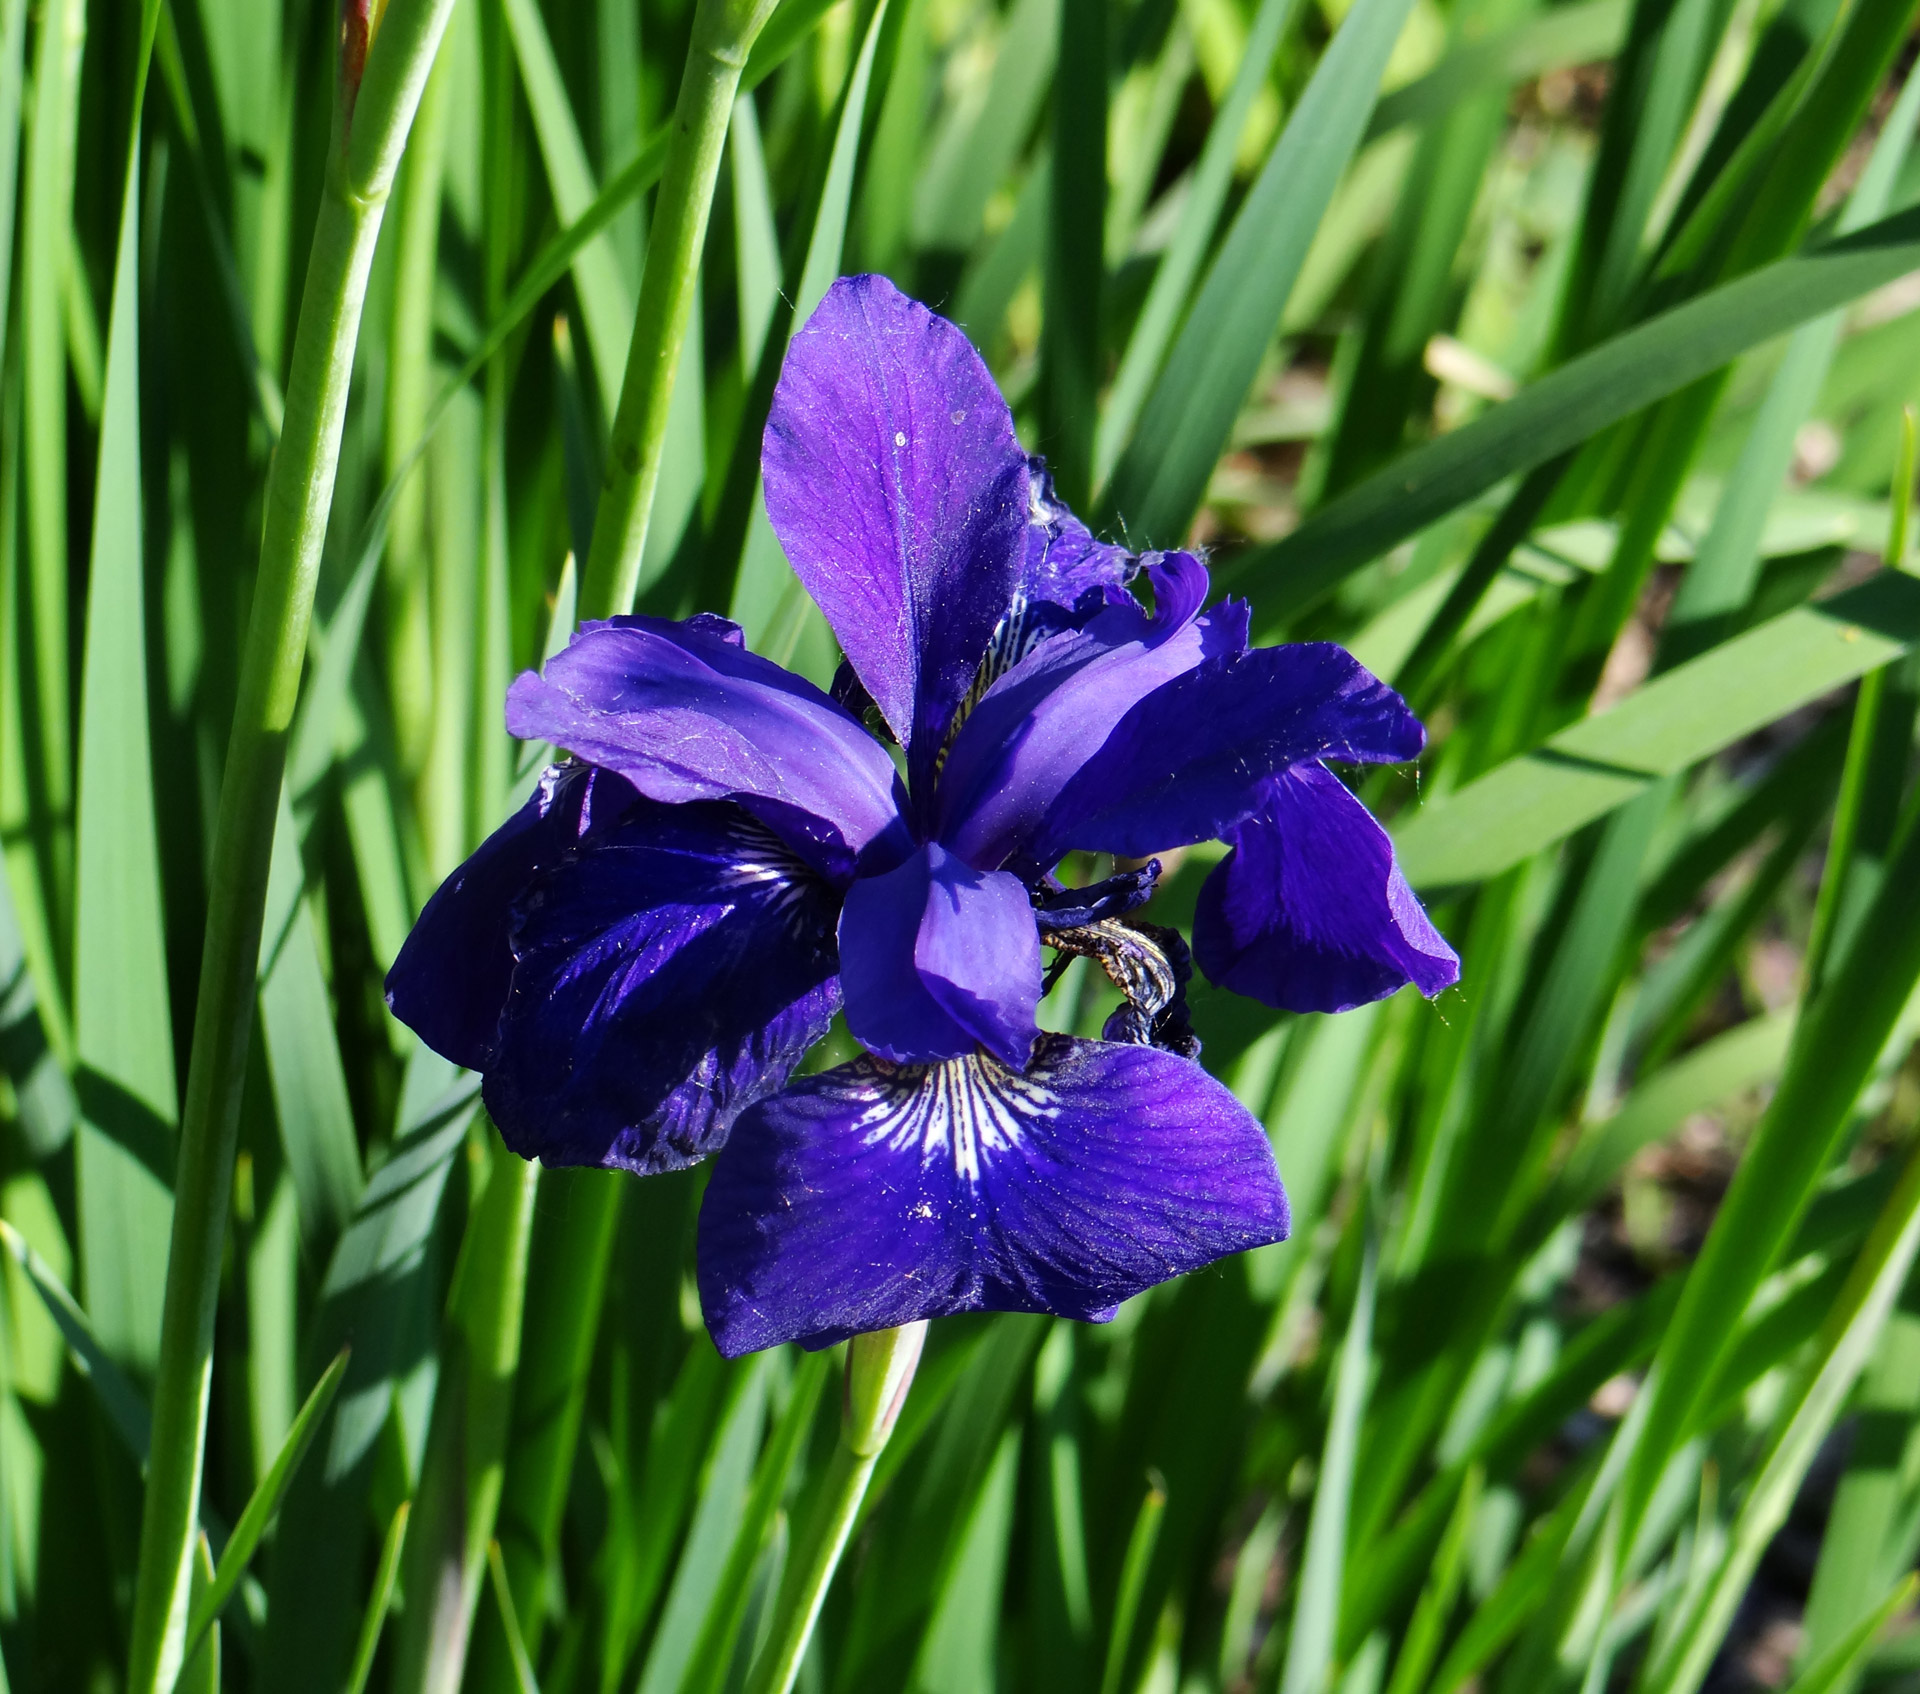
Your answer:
[505,615,911,881]
[1027,642,1425,866]
[837,841,1041,1068]
[385,762,636,1068]
[483,802,843,1174]
[697,1036,1291,1355]
[762,274,1030,787]
[1193,763,1459,1014]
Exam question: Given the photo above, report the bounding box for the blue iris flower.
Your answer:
[386,275,1458,1357]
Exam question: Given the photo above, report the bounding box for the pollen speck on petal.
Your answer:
[895,431,907,446]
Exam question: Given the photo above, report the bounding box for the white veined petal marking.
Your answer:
[853,1052,1061,1184]
[708,815,818,925]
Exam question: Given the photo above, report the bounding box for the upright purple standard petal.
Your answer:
[935,553,1249,868]
[484,802,843,1174]
[698,1036,1290,1355]
[762,275,1030,784]
[1193,764,1458,1013]
[837,842,1041,1068]
[1024,458,1136,607]
[507,615,911,881]
[386,762,636,1068]
[1027,642,1425,867]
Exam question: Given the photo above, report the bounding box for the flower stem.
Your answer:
[579,0,779,621]
[123,4,458,1689]
[744,1323,927,1694]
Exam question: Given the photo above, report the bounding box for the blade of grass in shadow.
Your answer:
[260,1056,478,1694]
[1098,1476,1166,1694]
[1038,0,1105,509]
[390,1120,541,1694]
[255,786,362,1251]
[1099,0,1416,545]
[1233,203,1920,623]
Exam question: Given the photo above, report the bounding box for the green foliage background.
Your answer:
[6,0,1920,1688]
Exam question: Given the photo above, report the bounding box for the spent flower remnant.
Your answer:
[387,275,1458,1357]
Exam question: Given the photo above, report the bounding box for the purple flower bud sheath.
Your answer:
[387,274,1458,1356]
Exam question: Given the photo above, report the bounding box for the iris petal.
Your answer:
[1194,763,1459,1013]
[936,552,1246,868]
[484,801,842,1174]
[1027,641,1424,866]
[837,842,1041,1068]
[762,274,1030,790]
[697,1036,1290,1355]
[385,762,635,1068]
[505,615,910,881]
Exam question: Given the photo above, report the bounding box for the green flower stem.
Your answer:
[745,1322,927,1694]
[579,0,779,621]
[123,5,459,1690]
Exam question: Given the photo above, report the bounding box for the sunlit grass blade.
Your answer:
[1102,0,1415,545]
[173,1348,351,1675]
[1097,1475,1165,1694]
[1093,0,1301,491]
[1282,1236,1378,1694]
[1366,0,1629,140]
[487,1538,544,1694]
[1638,1140,1920,1694]
[1238,204,1920,622]
[16,0,84,987]
[1038,0,1104,508]
[73,7,175,1383]
[344,1504,411,1694]
[1394,568,1920,889]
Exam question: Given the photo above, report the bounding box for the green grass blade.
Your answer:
[259,1061,478,1694]
[728,0,896,648]
[256,784,362,1248]
[1100,0,1417,545]
[909,1427,1022,1694]
[1093,0,1302,491]
[1097,1476,1165,1694]
[1639,1141,1920,1694]
[343,1504,410,1694]
[1611,775,1920,1578]
[501,0,635,403]
[74,109,176,1377]
[1365,0,1629,139]
[486,1539,543,1694]
[635,1355,772,1694]
[0,819,73,1156]
[173,1348,351,1676]
[1236,204,1920,622]
[0,1216,150,1458]
[1282,1237,1378,1694]
[176,1535,217,1694]
[1791,1574,1920,1694]
[911,0,1057,253]
[677,1349,833,1694]
[17,0,85,982]
[1038,0,1105,508]
[1394,568,1920,888]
